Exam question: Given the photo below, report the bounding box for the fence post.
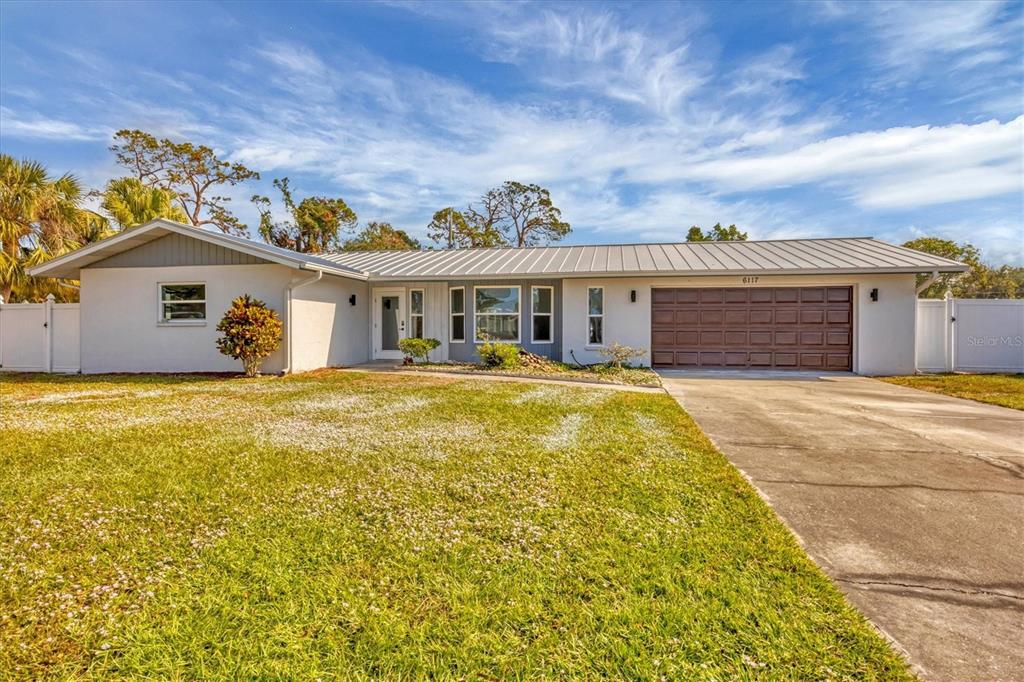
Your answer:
[943,291,954,373]
[45,294,54,373]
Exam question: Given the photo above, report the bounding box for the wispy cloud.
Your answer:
[0,108,107,141]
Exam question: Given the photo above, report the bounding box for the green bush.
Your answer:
[398,337,440,363]
[216,295,283,377]
[477,334,520,369]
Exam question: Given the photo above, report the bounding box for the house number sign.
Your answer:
[741,276,760,284]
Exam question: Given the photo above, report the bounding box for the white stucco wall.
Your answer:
[79,264,294,373]
[561,273,918,375]
[290,275,370,371]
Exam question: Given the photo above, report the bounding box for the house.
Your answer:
[28,219,967,375]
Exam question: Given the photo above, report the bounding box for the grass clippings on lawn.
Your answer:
[880,373,1024,410]
[1,371,910,679]
[405,360,662,387]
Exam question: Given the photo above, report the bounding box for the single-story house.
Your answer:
[28,218,967,375]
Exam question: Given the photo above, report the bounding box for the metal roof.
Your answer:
[322,237,967,280]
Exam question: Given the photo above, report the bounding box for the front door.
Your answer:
[374,289,406,359]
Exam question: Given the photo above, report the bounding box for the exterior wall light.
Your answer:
[870,288,879,302]
[630,290,637,302]
[349,294,357,306]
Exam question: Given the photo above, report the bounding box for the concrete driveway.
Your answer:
[659,371,1024,681]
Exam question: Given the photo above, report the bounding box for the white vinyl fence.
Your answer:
[0,295,80,373]
[916,295,1024,373]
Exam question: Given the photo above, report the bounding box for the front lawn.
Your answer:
[880,373,1024,410]
[1,371,909,679]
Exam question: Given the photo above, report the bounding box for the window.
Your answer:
[531,286,553,343]
[159,283,206,323]
[587,286,604,345]
[474,286,520,342]
[450,287,465,342]
[410,289,425,338]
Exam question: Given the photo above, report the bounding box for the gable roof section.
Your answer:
[322,237,968,280]
[27,219,369,280]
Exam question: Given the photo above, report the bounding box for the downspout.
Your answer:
[284,269,322,374]
[916,270,940,296]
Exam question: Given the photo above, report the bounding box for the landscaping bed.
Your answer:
[403,360,662,387]
[1,371,909,678]
[880,373,1023,410]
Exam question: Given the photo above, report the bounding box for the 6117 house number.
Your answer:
[741,276,760,284]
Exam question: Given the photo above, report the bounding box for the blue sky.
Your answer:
[1,0,1022,263]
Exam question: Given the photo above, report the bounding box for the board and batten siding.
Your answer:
[88,232,271,268]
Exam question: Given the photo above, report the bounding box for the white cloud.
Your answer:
[686,117,1023,208]
[0,108,106,141]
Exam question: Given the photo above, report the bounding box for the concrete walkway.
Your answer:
[659,371,1024,681]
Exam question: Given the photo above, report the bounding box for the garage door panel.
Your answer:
[651,286,852,370]
[652,309,675,325]
[675,310,699,325]
[800,309,825,324]
[652,289,676,304]
[676,330,699,345]
[724,310,748,325]
[724,331,748,345]
[827,309,851,324]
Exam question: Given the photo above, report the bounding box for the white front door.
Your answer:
[373,288,406,360]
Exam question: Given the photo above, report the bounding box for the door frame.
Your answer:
[372,287,407,360]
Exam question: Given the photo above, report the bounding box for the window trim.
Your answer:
[473,284,521,344]
[157,281,207,326]
[449,286,466,343]
[530,285,554,344]
[409,288,425,339]
[586,285,604,347]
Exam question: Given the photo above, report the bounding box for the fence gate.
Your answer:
[0,295,80,373]
[916,294,1024,373]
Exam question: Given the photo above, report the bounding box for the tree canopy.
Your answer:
[101,177,189,229]
[253,178,357,253]
[902,237,1020,299]
[0,155,111,302]
[110,129,259,236]
[343,221,421,251]
[476,181,570,248]
[686,223,748,241]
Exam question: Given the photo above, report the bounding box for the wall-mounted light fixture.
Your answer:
[349,294,357,306]
[869,288,879,302]
[630,289,637,303]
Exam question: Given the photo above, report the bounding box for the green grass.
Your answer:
[880,373,1024,410]
[1,370,910,679]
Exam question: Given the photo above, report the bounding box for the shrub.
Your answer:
[216,295,283,377]
[597,341,646,369]
[398,337,440,363]
[477,333,520,369]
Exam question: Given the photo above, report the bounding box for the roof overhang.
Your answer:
[364,264,969,282]
[27,219,369,281]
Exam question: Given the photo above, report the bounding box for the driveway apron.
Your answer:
[659,371,1024,681]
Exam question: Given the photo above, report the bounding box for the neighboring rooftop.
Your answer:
[323,237,968,280]
[29,219,968,281]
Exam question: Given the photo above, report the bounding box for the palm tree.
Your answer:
[0,155,109,302]
[100,176,189,229]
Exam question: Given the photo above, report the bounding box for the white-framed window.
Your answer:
[449,287,466,343]
[587,286,604,346]
[159,283,206,324]
[410,288,425,339]
[531,286,554,343]
[474,285,520,342]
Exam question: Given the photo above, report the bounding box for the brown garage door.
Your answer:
[651,287,852,370]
